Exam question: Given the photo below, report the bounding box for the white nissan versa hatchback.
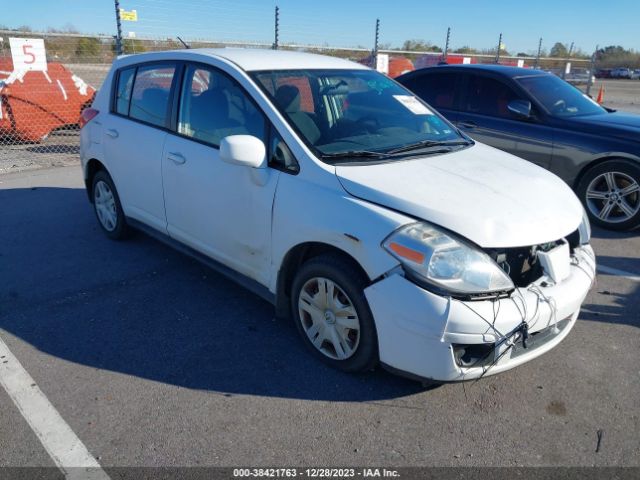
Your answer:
[79,49,596,383]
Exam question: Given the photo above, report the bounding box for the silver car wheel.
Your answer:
[297,277,360,361]
[586,171,640,223]
[94,180,118,232]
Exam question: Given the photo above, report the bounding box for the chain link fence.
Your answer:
[0,2,595,174]
[0,31,112,172]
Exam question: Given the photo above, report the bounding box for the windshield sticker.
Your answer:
[393,95,433,115]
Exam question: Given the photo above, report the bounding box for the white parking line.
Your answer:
[0,335,109,480]
[597,264,640,282]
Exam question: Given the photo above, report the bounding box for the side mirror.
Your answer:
[220,135,266,168]
[507,99,532,119]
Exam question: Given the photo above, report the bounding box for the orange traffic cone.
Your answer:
[596,85,605,104]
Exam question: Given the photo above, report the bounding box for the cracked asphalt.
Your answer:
[0,165,639,470]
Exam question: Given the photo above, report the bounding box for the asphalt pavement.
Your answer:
[0,166,639,470]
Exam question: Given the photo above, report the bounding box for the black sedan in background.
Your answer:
[397,65,640,230]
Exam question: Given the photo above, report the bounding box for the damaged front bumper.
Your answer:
[365,245,596,382]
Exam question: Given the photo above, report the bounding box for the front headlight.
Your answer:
[578,208,591,245]
[383,222,514,297]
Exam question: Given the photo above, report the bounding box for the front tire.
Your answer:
[577,159,640,230]
[290,253,378,373]
[91,170,129,240]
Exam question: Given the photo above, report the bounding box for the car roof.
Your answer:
[119,48,369,72]
[400,63,550,80]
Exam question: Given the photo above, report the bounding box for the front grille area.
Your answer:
[484,229,579,288]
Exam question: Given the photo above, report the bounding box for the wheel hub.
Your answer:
[324,310,336,325]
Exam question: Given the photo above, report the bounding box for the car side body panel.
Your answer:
[268,171,408,294]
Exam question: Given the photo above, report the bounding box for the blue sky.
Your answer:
[3,0,639,54]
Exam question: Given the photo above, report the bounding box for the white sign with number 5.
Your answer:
[9,38,47,72]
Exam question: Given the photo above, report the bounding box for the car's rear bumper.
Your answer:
[365,245,595,382]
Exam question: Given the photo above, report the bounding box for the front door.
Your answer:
[457,73,553,169]
[161,63,280,284]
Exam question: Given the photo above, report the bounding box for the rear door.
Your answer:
[398,70,462,123]
[102,62,177,231]
[456,73,554,168]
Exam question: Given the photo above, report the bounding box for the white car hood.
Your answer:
[335,143,583,248]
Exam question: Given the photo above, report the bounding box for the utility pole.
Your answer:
[114,0,123,56]
[534,37,542,69]
[495,33,502,63]
[273,6,279,50]
[372,18,380,69]
[443,27,451,62]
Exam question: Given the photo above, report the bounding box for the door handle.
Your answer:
[167,152,186,165]
[458,121,477,129]
[105,129,119,138]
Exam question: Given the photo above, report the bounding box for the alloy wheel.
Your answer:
[585,171,640,223]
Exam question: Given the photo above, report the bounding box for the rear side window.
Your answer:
[461,75,520,118]
[128,64,176,127]
[177,65,266,146]
[115,68,135,115]
[401,72,459,110]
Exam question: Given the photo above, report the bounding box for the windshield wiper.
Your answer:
[385,139,472,155]
[320,150,389,160]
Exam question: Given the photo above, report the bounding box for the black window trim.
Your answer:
[110,60,180,132]
[267,124,300,174]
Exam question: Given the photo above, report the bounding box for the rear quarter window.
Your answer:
[114,67,135,115]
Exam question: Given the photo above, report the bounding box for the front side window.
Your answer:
[516,74,607,117]
[178,65,266,146]
[128,64,176,127]
[251,69,464,163]
[461,75,521,119]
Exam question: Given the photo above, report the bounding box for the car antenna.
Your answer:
[177,36,191,49]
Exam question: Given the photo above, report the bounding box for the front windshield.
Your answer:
[516,74,607,118]
[251,69,465,161]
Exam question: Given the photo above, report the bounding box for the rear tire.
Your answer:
[91,170,130,240]
[290,253,378,373]
[576,159,640,231]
